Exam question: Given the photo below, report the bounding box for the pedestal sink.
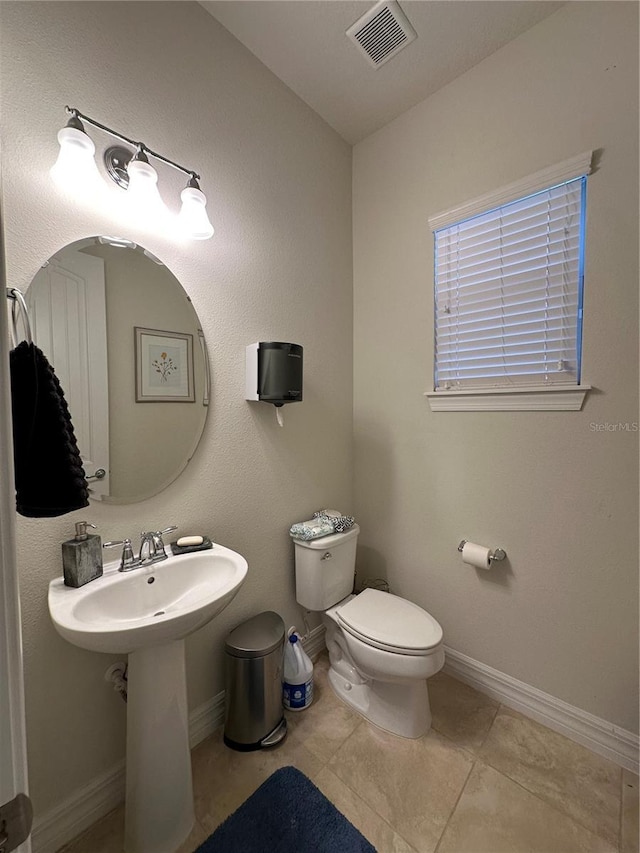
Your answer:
[48,545,248,853]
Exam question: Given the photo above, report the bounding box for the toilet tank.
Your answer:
[294,524,360,611]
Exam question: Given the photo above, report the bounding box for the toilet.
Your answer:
[293,524,444,738]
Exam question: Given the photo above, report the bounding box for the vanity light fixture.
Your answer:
[51,107,215,241]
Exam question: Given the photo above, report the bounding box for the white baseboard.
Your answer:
[443,646,639,774]
[188,691,226,750]
[302,624,326,660]
[31,691,226,853]
[31,759,126,853]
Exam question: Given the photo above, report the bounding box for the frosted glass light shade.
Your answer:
[178,186,214,240]
[126,158,167,220]
[50,126,102,193]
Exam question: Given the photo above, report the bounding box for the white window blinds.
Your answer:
[433,176,586,391]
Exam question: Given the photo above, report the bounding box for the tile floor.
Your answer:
[60,653,638,853]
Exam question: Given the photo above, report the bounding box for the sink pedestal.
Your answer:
[125,639,194,853]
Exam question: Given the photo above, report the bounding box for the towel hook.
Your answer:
[6,287,33,346]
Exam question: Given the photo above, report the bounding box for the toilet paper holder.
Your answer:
[457,540,506,564]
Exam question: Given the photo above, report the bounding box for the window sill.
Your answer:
[424,385,591,412]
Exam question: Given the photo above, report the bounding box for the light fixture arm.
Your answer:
[65,106,200,181]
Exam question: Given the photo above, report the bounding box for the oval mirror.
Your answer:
[26,237,209,504]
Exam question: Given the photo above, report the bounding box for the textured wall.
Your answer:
[353,2,638,732]
[0,1,352,816]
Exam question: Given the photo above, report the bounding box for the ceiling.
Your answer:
[200,1,564,144]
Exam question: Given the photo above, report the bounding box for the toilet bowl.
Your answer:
[293,525,445,738]
[322,590,444,737]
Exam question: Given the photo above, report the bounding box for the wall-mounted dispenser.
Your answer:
[246,342,303,425]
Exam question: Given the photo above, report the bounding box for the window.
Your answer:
[426,153,592,411]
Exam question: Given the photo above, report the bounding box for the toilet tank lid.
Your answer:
[292,523,360,550]
[337,588,442,652]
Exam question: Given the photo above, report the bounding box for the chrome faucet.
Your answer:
[138,526,178,566]
[104,526,177,572]
[138,532,156,565]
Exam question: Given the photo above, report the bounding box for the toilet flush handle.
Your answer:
[321,551,332,561]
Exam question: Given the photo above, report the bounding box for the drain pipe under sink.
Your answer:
[105,661,128,702]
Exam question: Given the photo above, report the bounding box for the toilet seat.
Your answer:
[336,588,443,656]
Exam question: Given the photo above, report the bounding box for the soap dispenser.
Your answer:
[62,521,103,588]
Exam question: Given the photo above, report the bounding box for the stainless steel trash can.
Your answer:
[223,611,287,751]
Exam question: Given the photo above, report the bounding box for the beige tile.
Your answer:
[479,707,621,846]
[622,769,640,853]
[286,654,363,763]
[328,722,473,853]
[437,761,618,853]
[315,766,417,852]
[57,806,124,853]
[313,649,330,669]
[429,671,499,753]
[191,724,324,834]
[57,804,208,853]
[175,819,210,853]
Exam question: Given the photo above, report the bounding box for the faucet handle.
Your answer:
[151,526,177,561]
[120,538,136,570]
[139,526,177,538]
[104,538,138,572]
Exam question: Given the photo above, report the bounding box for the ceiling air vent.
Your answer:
[346,0,417,69]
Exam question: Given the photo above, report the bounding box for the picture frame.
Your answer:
[135,327,195,403]
[198,328,210,407]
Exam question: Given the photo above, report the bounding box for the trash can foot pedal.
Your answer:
[224,717,287,752]
[261,717,287,748]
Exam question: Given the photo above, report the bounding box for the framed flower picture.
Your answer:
[134,327,195,402]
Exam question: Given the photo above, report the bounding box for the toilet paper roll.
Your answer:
[462,541,491,570]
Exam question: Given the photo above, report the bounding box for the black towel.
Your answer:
[9,341,89,517]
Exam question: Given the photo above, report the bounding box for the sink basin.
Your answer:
[48,544,248,653]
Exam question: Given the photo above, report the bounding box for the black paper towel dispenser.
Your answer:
[245,342,303,407]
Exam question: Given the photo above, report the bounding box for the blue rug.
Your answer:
[195,766,376,852]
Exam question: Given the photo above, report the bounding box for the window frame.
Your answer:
[425,152,592,412]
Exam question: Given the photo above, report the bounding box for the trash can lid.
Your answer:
[225,611,285,658]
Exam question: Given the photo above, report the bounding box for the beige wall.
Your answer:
[0,1,352,816]
[353,2,638,732]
